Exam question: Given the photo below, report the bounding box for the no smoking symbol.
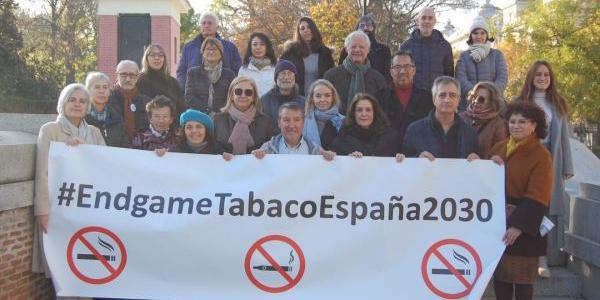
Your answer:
[244,235,305,293]
[421,239,482,299]
[67,226,127,284]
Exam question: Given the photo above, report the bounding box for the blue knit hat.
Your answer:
[274,59,298,81]
[179,109,214,133]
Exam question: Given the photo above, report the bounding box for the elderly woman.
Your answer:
[460,81,507,159]
[184,37,236,115]
[516,60,574,275]
[302,79,344,150]
[137,44,187,117]
[331,93,399,157]
[280,17,335,95]
[324,31,387,113]
[131,95,178,155]
[455,16,508,110]
[238,32,277,97]
[214,76,274,154]
[32,84,105,287]
[489,102,553,300]
[84,72,129,147]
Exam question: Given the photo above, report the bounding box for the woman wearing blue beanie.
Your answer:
[177,109,233,160]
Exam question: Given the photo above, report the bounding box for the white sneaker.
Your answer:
[538,256,551,278]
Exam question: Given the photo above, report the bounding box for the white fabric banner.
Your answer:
[44,142,506,300]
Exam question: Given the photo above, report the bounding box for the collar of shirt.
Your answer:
[278,136,310,154]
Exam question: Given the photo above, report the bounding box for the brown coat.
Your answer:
[460,113,507,159]
[489,137,553,256]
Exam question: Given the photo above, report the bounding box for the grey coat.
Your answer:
[455,48,508,100]
[546,105,574,216]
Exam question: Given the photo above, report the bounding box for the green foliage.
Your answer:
[501,0,600,122]
[180,8,199,47]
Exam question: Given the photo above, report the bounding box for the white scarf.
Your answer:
[468,41,492,63]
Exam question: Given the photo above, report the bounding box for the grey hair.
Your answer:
[56,83,91,116]
[278,101,305,120]
[85,72,112,92]
[418,7,436,19]
[344,30,371,50]
[116,60,139,72]
[199,11,219,24]
[431,76,461,100]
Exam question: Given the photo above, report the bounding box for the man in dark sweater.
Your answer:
[382,50,433,146]
[261,60,306,132]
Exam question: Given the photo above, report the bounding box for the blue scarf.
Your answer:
[303,106,344,147]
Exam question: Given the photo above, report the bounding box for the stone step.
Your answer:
[580,182,600,201]
[483,267,582,298]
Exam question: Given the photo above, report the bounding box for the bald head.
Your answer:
[417,7,436,37]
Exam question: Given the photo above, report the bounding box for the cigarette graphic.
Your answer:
[77,254,116,261]
[253,265,292,272]
[431,268,471,275]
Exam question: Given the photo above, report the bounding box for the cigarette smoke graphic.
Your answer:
[77,236,116,262]
[431,249,472,276]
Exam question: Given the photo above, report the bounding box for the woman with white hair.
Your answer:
[84,72,129,147]
[32,83,105,299]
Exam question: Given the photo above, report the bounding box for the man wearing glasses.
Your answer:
[382,50,433,145]
[261,60,306,132]
[108,60,151,142]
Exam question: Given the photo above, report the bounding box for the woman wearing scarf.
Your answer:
[184,37,236,116]
[302,79,345,150]
[324,31,387,113]
[84,72,129,147]
[238,32,277,97]
[32,84,105,299]
[214,76,275,154]
[174,109,234,160]
[455,16,508,111]
[460,81,507,159]
[488,102,553,300]
[280,17,335,96]
[137,44,187,118]
[332,93,399,158]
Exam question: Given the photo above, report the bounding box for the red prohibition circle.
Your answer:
[421,239,482,299]
[244,234,305,293]
[66,226,127,284]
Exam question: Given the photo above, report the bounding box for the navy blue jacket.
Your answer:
[176,33,242,89]
[399,29,454,90]
[402,110,479,158]
[260,87,306,132]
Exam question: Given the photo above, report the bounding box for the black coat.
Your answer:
[108,89,151,133]
[323,66,387,113]
[184,66,236,114]
[332,125,398,157]
[381,85,433,145]
[213,111,275,154]
[402,111,479,158]
[85,106,130,148]
[280,43,335,95]
[136,70,187,116]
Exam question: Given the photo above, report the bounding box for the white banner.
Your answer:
[44,142,506,300]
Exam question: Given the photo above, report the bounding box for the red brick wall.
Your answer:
[0,207,54,300]
[97,15,119,84]
[151,16,181,77]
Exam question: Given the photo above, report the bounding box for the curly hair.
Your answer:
[504,101,548,139]
[146,95,176,119]
[243,32,277,66]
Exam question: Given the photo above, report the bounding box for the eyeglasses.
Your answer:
[118,72,138,79]
[234,88,254,97]
[391,64,414,71]
[358,23,374,29]
[476,96,487,104]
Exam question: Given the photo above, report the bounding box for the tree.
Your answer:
[500,0,599,122]
[309,0,360,56]
[180,8,200,47]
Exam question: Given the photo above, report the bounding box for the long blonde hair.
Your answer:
[304,79,341,115]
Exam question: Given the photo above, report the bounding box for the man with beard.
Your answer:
[338,15,391,81]
[261,60,306,132]
[381,50,433,146]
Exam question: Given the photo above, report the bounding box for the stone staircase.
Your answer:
[481,267,584,299]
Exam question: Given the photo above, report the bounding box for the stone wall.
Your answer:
[0,131,54,299]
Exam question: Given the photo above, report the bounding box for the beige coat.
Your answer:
[32,119,105,280]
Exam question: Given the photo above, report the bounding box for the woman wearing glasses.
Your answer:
[460,81,507,159]
[214,76,275,154]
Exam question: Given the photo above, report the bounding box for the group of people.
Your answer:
[32,7,573,300]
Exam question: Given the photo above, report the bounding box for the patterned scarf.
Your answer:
[464,101,499,129]
[342,57,370,103]
[227,105,257,154]
[204,61,223,111]
[468,41,492,63]
[250,57,272,70]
